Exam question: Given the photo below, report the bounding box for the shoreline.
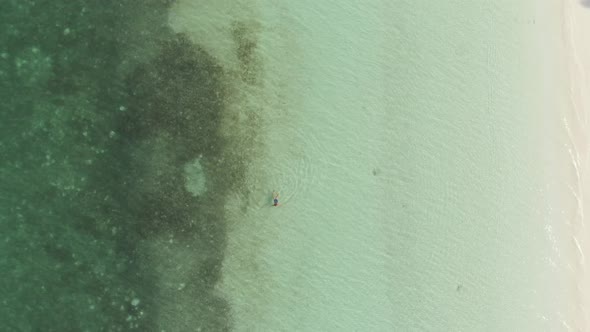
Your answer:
[562,0,590,328]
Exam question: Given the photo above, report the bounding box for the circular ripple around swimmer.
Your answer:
[272,126,327,205]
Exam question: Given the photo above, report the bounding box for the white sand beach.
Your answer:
[562,0,590,328]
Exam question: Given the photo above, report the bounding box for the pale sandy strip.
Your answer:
[562,0,590,329]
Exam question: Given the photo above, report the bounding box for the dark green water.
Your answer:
[0,1,251,330]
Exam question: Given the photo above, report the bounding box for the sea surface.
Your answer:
[0,0,577,331]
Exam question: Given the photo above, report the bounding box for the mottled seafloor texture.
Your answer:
[0,1,258,330]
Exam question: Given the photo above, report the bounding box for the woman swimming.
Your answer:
[272,191,279,206]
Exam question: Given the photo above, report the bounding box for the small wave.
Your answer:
[573,235,585,266]
[269,126,324,205]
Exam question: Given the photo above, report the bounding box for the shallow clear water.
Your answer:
[200,0,573,330]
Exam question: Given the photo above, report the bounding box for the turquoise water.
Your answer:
[194,0,572,330]
[1,0,574,330]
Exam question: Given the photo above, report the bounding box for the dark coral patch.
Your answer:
[1,2,241,330]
